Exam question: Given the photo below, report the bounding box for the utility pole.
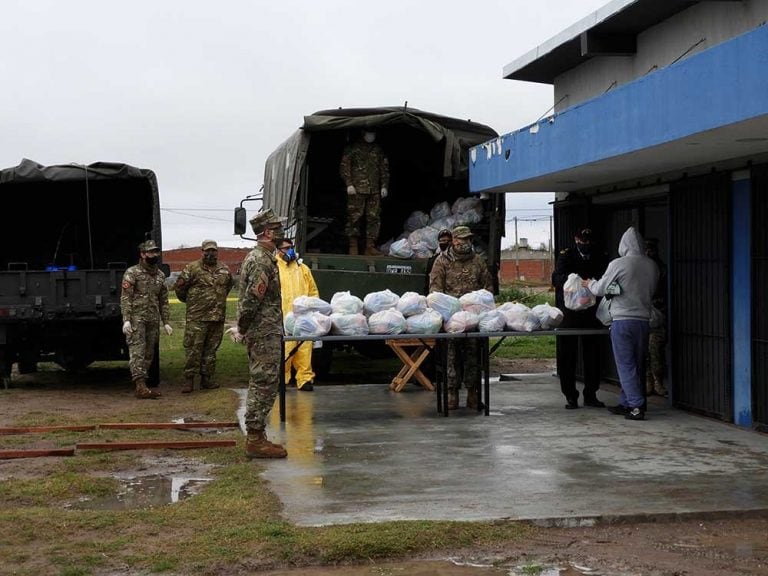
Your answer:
[514,217,520,280]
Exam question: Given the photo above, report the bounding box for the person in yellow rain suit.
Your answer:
[277,237,320,391]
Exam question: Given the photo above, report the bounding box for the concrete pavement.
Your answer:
[255,374,768,527]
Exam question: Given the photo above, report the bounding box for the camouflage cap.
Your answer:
[139,239,160,252]
[249,208,284,235]
[201,239,218,251]
[451,225,473,239]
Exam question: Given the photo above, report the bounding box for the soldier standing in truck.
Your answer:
[174,239,234,393]
[339,130,389,256]
[120,240,173,399]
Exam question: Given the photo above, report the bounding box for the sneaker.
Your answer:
[625,407,645,421]
[607,404,630,415]
[583,398,606,408]
[298,383,314,392]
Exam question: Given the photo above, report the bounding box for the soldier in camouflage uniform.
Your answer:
[174,239,234,393]
[339,130,389,256]
[645,238,668,397]
[429,225,494,410]
[120,240,173,399]
[230,208,287,458]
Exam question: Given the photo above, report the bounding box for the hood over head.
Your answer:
[618,226,645,257]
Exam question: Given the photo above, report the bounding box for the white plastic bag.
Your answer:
[451,196,482,215]
[563,273,596,311]
[330,291,364,315]
[404,210,429,232]
[292,311,332,337]
[596,298,612,326]
[396,292,427,317]
[531,303,564,330]
[429,201,451,222]
[363,289,400,315]
[292,295,332,316]
[445,310,480,333]
[426,292,462,322]
[368,309,406,335]
[478,309,507,332]
[389,238,414,259]
[330,313,369,336]
[459,289,495,314]
[283,311,295,335]
[408,226,438,251]
[405,308,443,334]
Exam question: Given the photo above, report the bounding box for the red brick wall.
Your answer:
[163,247,251,273]
[500,259,553,283]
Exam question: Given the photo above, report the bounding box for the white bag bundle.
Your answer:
[408,226,438,250]
[478,309,507,332]
[292,311,332,337]
[563,273,596,311]
[459,289,496,314]
[429,200,452,222]
[427,291,462,322]
[329,312,369,336]
[389,238,414,259]
[368,309,406,335]
[292,295,332,316]
[404,210,429,232]
[283,311,295,335]
[498,302,531,331]
[396,291,427,317]
[531,303,564,330]
[411,242,434,259]
[330,291,364,315]
[454,206,483,225]
[405,308,443,334]
[451,196,482,215]
[445,310,480,333]
[428,215,456,232]
[505,309,541,332]
[363,289,400,315]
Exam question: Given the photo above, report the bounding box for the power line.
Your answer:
[162,208,231,222]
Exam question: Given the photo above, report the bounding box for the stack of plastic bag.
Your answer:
[368,309,406,335]
[293,296,332,316]
[459,289,495,314]
[329,312,369,336]
[408,227,438,251]
[427,292,462,322]
[429,201,452,223]
[452,196,484,226]
[477,309,507,332]
[331,291,364,315]
[388,238,414,259]
[531,303,564,330]
[292,311,332,337]
[404,210,429,232]
[445,310,480,333]
[363,289,400,315]
[396,292,427,317]
[563,273,596,311]
[498,302,541,332]
[405,308,443,334]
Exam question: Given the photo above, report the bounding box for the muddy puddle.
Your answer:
[259,560,596,575]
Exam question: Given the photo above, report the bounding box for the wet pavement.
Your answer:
[238,374,768,527]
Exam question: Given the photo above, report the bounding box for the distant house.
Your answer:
[163,247,251,275]
[499,245,553,283]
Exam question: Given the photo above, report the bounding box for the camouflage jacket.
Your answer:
[428,249,494,298]
[120,262,170,325]
[339,141,389,194]
[174,260,234,322]
[237,243,282,336]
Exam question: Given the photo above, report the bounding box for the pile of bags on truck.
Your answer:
[384,196,486,259]
[284,287,564,338]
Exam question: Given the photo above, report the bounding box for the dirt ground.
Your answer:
[2,359,767,575]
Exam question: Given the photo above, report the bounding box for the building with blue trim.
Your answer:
[470,0,768,430]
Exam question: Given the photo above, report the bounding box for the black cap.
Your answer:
[438,228,452,239]
[575,228,593,242]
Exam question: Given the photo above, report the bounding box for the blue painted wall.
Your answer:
[470,24,768,192]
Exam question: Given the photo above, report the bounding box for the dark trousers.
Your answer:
[556,334,601,401]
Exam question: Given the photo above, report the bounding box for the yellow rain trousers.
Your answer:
[278,257,319,389]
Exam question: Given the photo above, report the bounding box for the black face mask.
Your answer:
[145,256,159,266]
[577,243,592,255]
[438,242,450,252]
[203,254,218,265]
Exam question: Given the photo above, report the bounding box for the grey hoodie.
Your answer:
[586,227,659,321]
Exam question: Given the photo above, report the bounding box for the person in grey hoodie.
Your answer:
[583,227,659,420]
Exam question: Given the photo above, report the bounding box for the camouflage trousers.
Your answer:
[345,192,381,240]
[244,332,281,434]
[646,327,667,393]
[447,339,480,391]
[183,320,225,379]
[126,321,159,381]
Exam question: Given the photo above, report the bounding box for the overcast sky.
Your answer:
[1,0,607,250]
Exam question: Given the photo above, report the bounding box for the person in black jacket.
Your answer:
[551,228,609,409]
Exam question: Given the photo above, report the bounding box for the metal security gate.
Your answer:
[669,173,732,420]
[752,165,768,431]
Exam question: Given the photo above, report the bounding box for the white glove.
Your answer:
[225,326,244,343]
[122,321,133,335]
[346,185,356,195]
[380,187,388,199]
[164,324,173,336]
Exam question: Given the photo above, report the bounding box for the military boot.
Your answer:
[349,238,359,255]
[364,239,382,256]
[245,431,287,459]
[447,389,459,410]
[201,375,219,390]
[181,375,194,394]
[135,378,161,399]
[466,387,479,410]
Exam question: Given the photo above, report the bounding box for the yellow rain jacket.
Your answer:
[278,257,319,388]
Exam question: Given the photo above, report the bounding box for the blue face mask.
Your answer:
[282,247,297,262]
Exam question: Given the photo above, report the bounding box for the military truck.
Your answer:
[0,159,165,386]
[235,106,505,373]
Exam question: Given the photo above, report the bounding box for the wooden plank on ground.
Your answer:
[0,425,96,435]
[76,440,237,451]
[98,422,239,430]
[0,448,76,459]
